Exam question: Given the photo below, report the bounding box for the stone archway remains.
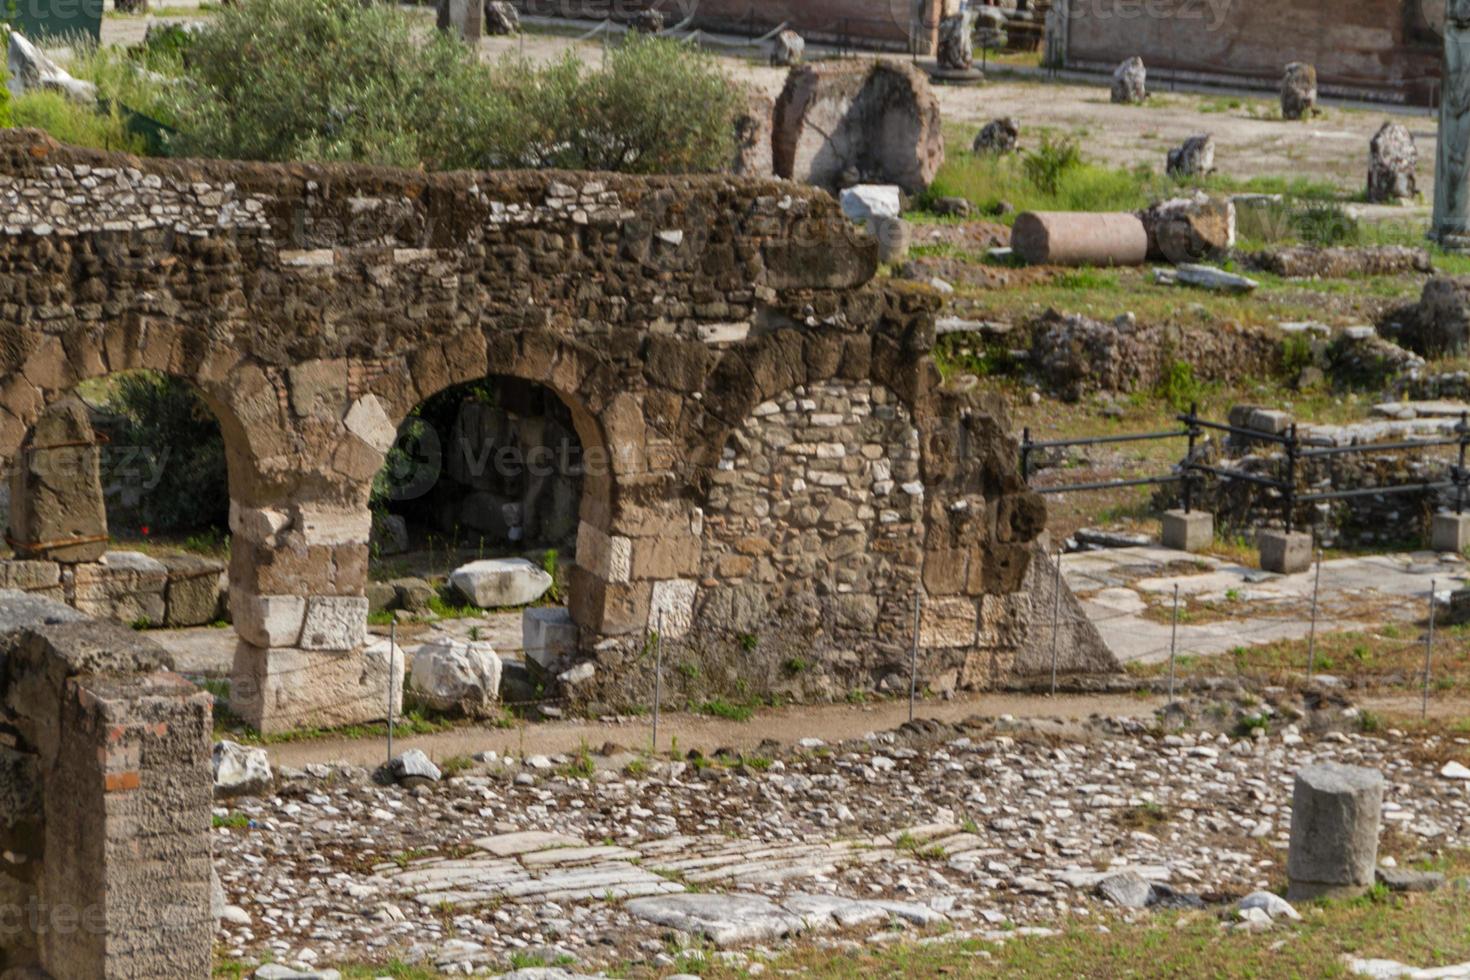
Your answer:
[0,129,1100,733]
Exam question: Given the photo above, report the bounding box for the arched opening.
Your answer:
[0,370,232,630]
[369,373,600,709]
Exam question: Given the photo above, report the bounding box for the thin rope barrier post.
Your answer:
[652,610,665,755]
[387,619,396,766]
[1048,545,1063,696]
[1424,579,1437,721]
[1306,549,1323,685]
[909,593,921,723]
[1167,584,1180,703]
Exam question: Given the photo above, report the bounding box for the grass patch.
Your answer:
[212,812,250,829]
[692,698,756,722]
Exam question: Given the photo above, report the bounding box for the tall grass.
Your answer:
[11,91,145,153]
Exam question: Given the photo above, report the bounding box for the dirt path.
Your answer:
[266,690,1162,768]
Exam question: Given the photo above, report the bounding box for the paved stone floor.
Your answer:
[214,709,1470,976]
[1064,545,1462,664]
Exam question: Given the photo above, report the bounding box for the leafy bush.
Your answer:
[1022,134,1082,196]
[1290,202,1360,246]
[1154,360,1204,412]
[163,0,740,173]
[104,372,228,533]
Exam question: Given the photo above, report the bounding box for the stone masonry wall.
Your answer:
[0,129,1050,730]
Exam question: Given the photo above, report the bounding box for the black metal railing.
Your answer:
[1020,404,1470,533]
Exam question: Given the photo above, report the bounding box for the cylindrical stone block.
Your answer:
[1010,211,1149,267]
[1286,762,1383,901]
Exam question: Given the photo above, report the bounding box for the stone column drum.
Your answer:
[1434,0,1470,248]
[1286,762,1383,901]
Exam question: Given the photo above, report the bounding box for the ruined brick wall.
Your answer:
[0,129,1051,729]
[1062,0,1442,105]
[0,593,214,978]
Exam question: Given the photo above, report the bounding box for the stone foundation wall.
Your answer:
[0,129,1055,731]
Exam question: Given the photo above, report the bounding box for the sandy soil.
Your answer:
[266,690,1163,768]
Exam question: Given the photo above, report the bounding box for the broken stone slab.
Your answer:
[769,28,804,67]
[0,588,83,634]
[1280,62,1317,120]
[72,551,168,625]
[1367,122,1418,203]
[1137,193,1235,264]
[1238,890,1301,920]
[450,558,552,608]
[1441,760,1470,779]
[839,184,902,225]
[6,31,96,104]
[1111,56,1146,103]
[1166,134,1215,178]
[1156,263,1258,293]
[390,577,433,613]
[623,893,806,947]
[1010,211,1148,267]
[1376,866,1445,892]
[213,739,273,799]
[773,60,944,195]
[385,749,441,787]
[523,605,577,674]
[473,830,587,857]
[160,552,225,627]
[1096,870,1152,908]
[409,637,503,717]
[1287,762,1383,901]
[973,116,1019,155]
[483,0,520,34]
[253,966,343,980]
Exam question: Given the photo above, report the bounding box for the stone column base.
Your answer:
[1161,509,1212,552]
[229,639,403,735]
[1431,512,1470,553]
[1259,530,1313,574]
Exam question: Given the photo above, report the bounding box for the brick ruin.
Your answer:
[0,129,1110,734]
[0,592,214,977]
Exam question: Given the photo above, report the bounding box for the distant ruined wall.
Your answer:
[0,129,1062,731]
[1061,0,1442,104]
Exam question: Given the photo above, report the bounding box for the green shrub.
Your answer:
[103,372,228,533]
[0,69,12,129]
[164,0,740,173]
[1154,360,1204,412]
[1021,134,1082,196]
[1290,202,1360,246]
[11,91,145,153]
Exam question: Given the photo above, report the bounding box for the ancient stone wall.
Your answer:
[0,129,1052,731]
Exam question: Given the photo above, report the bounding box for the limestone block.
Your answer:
[0,559,61,600]
[344,393,397,454]
[9,397,106,564]
[649,578,697,638]
[299,595,369,651]
[1287,763,1383,900]
[978,593,1028,647]
[230,639,402,734]
[1259,530,1312,574]
[228,502,291,546]
[450,558,553,608]
[72,551,168,625]
[212,739,273,798]
[296,505,372,547]
[1431,512,1470,553]
[920,596,979,648]
[577,521,632,583]
[409,638,502,717]
[231,591,306,648]
[160,552,225,627]
[1161,509,1213,552]
[523,605,578,673]
[1011,212,1148,267]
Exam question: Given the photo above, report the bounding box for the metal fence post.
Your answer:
[909,594,921,722]
[387,619,396,765]
[1283,423,1299,534]
[1306,550,1322,685]
[1048,546,1063,696]
[1182,401,1199,514]
[1424,580,1437,720]
[1020,426,1032,484]
[652,610,665,754]
[1166,584,1180,702]
[1457,412,1468,516]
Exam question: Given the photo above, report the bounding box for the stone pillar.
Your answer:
[8,397,107,564]
[437,0,481,43]
[1287,763,1383,901]
[1011,212,1149,267]
[1258,529,1312,574]
[1431,511,1470,553]
[0,614,214,979]
[227,501,399,734]
[1434,0,1470,249]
